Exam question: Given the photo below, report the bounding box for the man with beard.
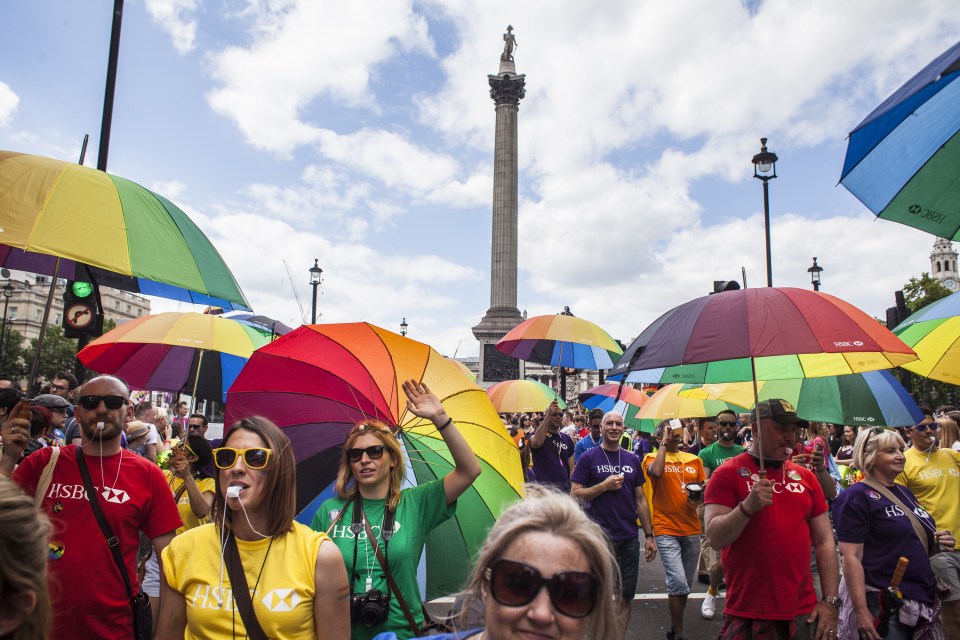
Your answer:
[529,400,575,491]
[896,411,960,638]
[4,374,181,640]
[695,409,744,619]
[572,410,657,637]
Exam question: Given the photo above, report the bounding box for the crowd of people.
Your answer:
[0,371,958,640]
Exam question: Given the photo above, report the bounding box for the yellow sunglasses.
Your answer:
[212,447,272,470]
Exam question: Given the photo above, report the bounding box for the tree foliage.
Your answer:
[903,272,952,313]
[29,325,80,385]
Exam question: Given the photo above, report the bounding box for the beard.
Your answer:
[80,419,123,443]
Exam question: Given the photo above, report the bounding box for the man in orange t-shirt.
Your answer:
[643,419,706,640]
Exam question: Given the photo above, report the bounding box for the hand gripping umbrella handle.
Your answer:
[889,556,908,593]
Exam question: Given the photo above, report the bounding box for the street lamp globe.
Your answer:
[807,257,823,291]
[309,259,322,286]
[751,137,779,287]
[400,318,408,337]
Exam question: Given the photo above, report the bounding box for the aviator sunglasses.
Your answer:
[485,558,599,618]
[79,395,127,410]
[212,447,272,470]
[346,445,386,463]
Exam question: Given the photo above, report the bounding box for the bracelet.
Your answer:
[437,417,453,432]
[738,501,755,518]
[644,533,654,539]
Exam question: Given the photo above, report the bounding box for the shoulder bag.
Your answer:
[224,531,269,640]
[34,445,60,506]
[76,448,153,640]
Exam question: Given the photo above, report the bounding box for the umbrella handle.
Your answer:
[751,357,765,474]
[190,349,205,410]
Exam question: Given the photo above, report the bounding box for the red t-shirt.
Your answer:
[704,452,827,620]
[14,445,182,640]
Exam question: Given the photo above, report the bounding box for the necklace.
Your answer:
[99,448,123,496]
[601,445,621,473]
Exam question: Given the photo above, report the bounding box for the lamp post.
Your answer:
[751,137,779,287]
[0,283,12,371]
[400,318,408,337]
[807,257,823,291]
[308,259,322,324]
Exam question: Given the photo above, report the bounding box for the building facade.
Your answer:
[930,238,959,291]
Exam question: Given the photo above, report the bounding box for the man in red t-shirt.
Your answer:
[5,375,182,640]
[704,399,840,640]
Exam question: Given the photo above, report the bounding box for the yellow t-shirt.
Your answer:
[162,522,329,639]
[164,471,216,535]
[642,451,706,537]
[896,447,960,550]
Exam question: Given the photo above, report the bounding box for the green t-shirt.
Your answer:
[698,441,745,475]
[312,479,455,640]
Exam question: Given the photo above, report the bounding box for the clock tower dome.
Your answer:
[931,237,959,291]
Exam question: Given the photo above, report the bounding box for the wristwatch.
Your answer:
[822,595,842,609]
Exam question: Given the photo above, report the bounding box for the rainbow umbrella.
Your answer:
[0,151,250,310]
[893,289,960,383]
[225,322,524,599]
[496,314,623,369]
[680,370,923,428]
[486,379,566,413]
[578,383,650,430]
[447,358,478,381]
[633,384,747,432]
[78,312,270,402]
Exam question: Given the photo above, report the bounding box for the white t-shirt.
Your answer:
[145,424,160,446]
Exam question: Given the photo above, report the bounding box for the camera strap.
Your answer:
[362,506,422,635]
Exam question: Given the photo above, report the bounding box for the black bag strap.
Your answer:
[363,511,421,635]
[76,448,135,601]
[224,532,269,640]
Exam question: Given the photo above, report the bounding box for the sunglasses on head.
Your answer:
[485,558,599,618]
[716,421,737,427]
[212,447,272,470]
[346,445,386,463]
[79,395,127,410]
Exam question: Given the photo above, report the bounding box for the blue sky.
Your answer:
[2,1,958,357]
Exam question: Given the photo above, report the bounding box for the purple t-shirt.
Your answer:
[832,482,937,604]
[571,445,645,540]
[531,431,574,491]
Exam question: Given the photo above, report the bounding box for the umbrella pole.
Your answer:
[190,349,205,412]
[750,357,765,477]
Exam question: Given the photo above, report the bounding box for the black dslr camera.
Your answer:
[351,589,390,627]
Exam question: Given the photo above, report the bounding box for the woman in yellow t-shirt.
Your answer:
[157,417,350,640]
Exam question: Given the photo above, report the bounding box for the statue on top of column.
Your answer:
[501,25,517,61]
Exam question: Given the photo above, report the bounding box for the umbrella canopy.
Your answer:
[447,358,478,381]
[486,379,566,413]
[219,310,294,338]
[78,312,270,402]
[840,40,960,239]
[578,383,650,430]
[224,322,524,599]
[496,314,623,369]
[894,290,960,383]
[0,151,250,310]
[609,287,916,383]
[633,384,747,432]
[681,370,923,428]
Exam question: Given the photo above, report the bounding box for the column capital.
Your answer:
[488,73,526,107]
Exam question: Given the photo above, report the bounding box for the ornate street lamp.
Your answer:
[308,259,322,324]
[808,257,823,291]
[752,137,779,287]
[400,318,408,337]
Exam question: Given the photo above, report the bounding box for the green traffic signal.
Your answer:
[71,281,93,298]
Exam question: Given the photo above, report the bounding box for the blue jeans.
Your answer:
[655,534,700,596]
[610,537,641,599]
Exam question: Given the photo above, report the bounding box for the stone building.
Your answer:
[930,237,959,291]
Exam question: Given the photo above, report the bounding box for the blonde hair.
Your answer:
[335,420,405,512]
[455,485,619,639]
[851,428,906,474]
[937,417,959,450]
[0,477,51,640]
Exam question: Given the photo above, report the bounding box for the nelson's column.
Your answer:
[472,25,525,387]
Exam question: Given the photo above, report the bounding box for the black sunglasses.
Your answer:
[912,423,937,432]
[346,445,386,463]
[716,421,738,427]
[79,395,127,410]
[485,558,599,618]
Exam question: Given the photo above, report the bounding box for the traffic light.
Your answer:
[62,280,102,338]
[711,280,741,294]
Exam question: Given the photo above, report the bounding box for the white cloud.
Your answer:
[145,0,200,54]
[0,82,19,127]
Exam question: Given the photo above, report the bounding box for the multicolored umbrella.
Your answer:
[447,358,478,381]
[633,384,747,432]
[486,379,566,413]
[893,290,960,383]
[578,383,650,430]
[225,322,524,599]
[840,40,960,239]
[680,370,923,428]
[220,310,294,338]
[0,151,250,310]
[610,288,916,383]
[496,314,623,369]
[77,312,271,401]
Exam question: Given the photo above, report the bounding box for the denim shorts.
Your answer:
[655,534,700,596]
[610,537,641,599]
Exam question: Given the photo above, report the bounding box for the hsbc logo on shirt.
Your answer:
[261,589,302,611]
[101,487,130,504]
[745,480,805,494]
[46,483,129,504]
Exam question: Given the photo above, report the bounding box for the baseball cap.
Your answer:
[32,393,71,411]
[751,399,809,428]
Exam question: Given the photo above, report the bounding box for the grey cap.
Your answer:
[32,393,71,411]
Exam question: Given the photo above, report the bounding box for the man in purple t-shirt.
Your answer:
[530,400,574,491]
[572,410,657,637]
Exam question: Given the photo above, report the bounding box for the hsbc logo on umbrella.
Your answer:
[833,341,864,347]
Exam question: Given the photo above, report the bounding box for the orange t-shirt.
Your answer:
[642,451,705,537]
